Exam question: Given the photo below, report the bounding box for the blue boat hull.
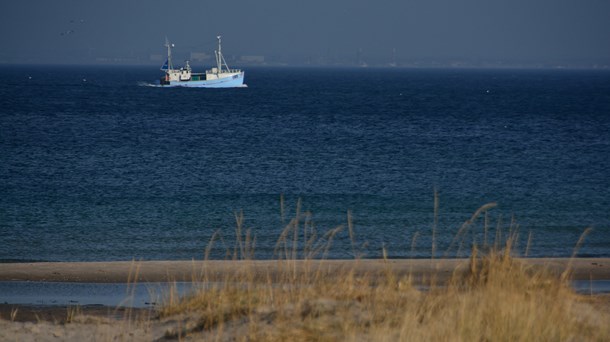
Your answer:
[161,72,245,88]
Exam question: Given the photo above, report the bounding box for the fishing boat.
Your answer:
[159,36,245,88]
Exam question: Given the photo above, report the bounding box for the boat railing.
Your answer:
[206,68,242,74]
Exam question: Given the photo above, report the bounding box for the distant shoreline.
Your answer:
[1,258,608,284]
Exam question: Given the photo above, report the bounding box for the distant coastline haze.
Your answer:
[1,0,609,68]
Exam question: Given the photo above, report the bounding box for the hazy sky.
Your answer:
[1,0,609,65]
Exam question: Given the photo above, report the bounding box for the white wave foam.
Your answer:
[137,81,161,87]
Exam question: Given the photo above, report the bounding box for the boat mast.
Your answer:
[215,35,222,73]
[165,37,174,71]
[215,35,232,73]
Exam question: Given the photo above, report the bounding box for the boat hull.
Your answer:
[160,72,245,88]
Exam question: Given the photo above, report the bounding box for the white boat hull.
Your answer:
[160,72,245,88]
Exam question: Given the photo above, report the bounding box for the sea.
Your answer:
[1,65,609,262]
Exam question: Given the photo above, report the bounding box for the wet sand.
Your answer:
[1,258,609,284]
[0,304,153,323]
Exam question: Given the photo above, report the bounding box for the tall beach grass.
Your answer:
[154,200,610,341]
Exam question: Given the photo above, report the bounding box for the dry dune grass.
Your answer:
[2,201,608,341]
[154,203,610,341]
[155,254,609,341]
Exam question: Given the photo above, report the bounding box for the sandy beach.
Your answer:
[1,257,609,283]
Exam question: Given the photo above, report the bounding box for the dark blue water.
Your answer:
[1,65,609,261]
[0,281,191,307]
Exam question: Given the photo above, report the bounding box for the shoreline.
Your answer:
[1,258,609,283]
[1,258,610,339]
